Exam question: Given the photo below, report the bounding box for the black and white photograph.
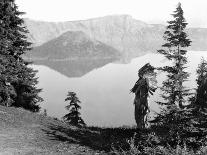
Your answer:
[0,0,207,154]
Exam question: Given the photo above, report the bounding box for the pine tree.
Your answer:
[0,55,16,106]
[191,58,207,110]
[151,3,193,145]
[0,0,18,106]
[157,2,191,108]
[12,63,43,112]
[63,92,86,127]
[187,58,207,143]
[0,0,42,111]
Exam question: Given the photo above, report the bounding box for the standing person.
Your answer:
[131,63,157,129]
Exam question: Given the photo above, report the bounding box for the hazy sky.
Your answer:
[16,0,207,28]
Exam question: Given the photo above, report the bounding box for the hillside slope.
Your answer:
[0,106,105,155]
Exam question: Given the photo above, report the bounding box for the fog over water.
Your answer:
[33,51,207,127]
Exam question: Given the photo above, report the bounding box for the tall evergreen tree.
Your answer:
[63,92,86,127]
[157,2,191,108]
[151,3,193,145]
[0,0,42,111]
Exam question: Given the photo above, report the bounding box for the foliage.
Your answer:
[157,2,191,108]
[190,57,207,110]
[150,2,194,145]
[151,58,207,148]
[63,92,85,127]
[151,106,205,149]
[145,3,207,150]
[111,135,207,155]
[11,63,43,112]
[111,132,207,155]
[0,0,42,111]
[186,58,207,144]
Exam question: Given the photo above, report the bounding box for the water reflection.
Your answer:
[33,51,207,127]
[33,58,117,77]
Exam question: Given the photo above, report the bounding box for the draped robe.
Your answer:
[131,77,149,128]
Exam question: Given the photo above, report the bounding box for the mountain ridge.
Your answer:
[25,15,207,59]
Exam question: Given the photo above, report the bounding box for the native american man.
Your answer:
[131,63,157,129]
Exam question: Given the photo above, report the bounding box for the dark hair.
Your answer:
[138,63,155,77]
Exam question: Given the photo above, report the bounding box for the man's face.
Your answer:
[144,72,157,88]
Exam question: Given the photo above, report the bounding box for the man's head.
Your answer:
[138,63,155,78]
[138,63,157,90]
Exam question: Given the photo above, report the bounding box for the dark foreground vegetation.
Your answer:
[0,0,42,111]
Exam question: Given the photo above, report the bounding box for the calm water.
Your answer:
[33,51,207,127]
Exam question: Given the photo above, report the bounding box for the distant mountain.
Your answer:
[25,15,207,60]
[26,31,120,60]
[25,30,120,77]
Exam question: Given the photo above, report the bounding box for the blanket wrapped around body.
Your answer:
[131,63,157,128]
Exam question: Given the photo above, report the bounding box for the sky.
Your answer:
[16,0,207,28]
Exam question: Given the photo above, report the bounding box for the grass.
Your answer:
[0,105,150,154]
[1,105,207,155]
[112,136,207,155]
[0,105,104,154]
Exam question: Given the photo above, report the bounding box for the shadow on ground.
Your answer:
[43,123,147,152]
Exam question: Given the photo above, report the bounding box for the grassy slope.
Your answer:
[0,105,107,155]
[3,105,204,155]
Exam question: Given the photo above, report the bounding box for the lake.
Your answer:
[32,51,207,127]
